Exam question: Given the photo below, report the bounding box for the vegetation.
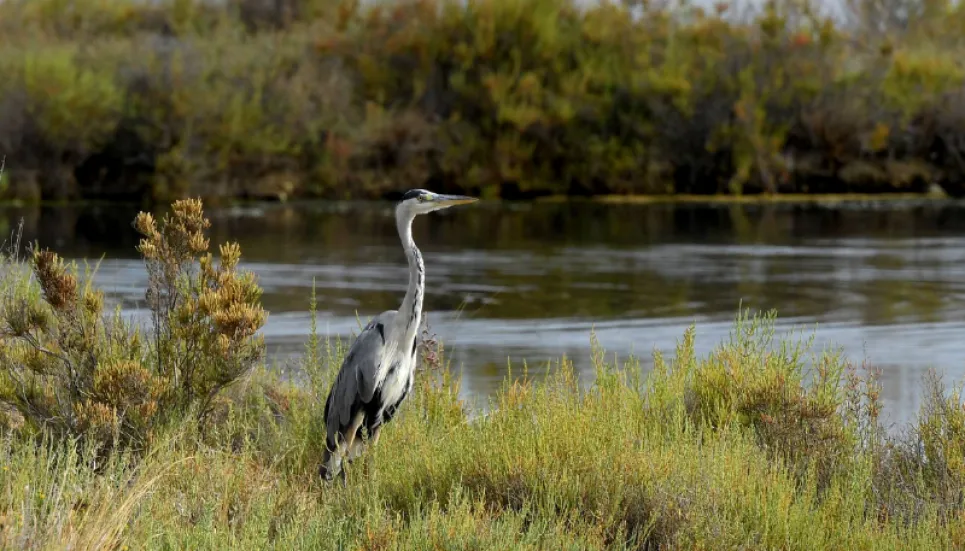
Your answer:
[0,198,266,457]
[2,0,965,202]
[1,199,965,549]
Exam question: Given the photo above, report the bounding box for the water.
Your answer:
[8,198,965,427]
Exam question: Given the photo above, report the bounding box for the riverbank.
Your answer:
[539,188,955,204]
[1,0,965,203]
[1,200,964,549]
[0,188,955,210]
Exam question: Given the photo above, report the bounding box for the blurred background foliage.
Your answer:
[1,0,964,202]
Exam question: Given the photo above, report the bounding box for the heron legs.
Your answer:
[320,415,387,484]
[342,412,366,453]
[346,427,367,462]
[356,424,382,478]
[368,425,383,447]
[347,423,383,463]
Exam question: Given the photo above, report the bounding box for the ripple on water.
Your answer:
[26,200,965,426]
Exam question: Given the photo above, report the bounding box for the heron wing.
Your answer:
[326,310,397,428]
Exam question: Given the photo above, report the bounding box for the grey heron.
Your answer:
[318,189,478,483]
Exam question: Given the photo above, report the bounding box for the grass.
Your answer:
[3,0,965,202]
[2,313,965,549]
[2,198,965,549]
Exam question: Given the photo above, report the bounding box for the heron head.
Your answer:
[397,189,478,216]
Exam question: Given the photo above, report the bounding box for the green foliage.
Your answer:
[643,311,853,488]
[1,0,965,200]
[0,199,266,454]
[18,46,122,152]
[871,370,965,522]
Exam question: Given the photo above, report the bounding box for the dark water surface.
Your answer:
[9,198,965,427]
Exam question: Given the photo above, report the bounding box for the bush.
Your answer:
[869,369,965,524]
[1,0,965,200]
[642,311,855,489]
[0,198,266,455]
[916,372,965,506]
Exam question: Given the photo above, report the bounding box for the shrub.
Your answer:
[1,0,965,200]
[916,372,965,503]
[869,369,965,524]
[0,198,267,454]
[134,198,267,417]
[640,310,861,492]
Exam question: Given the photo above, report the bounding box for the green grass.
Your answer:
[2,310,964,550]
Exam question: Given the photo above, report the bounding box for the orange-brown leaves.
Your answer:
[136,198,211,296]
[32,249,78,312]
[2,197,267,454]
[134,197,267,418]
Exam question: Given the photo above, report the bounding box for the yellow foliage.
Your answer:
[0,198,267,453]
[868,122,891,152]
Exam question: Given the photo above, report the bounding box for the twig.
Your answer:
[21,331,72,365]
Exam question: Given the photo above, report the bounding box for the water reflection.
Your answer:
[6,198,965,426]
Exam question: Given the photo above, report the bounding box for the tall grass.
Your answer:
[2,0,965,202]
[3,310,965,548]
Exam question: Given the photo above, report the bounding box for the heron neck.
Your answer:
[396,210,425,341]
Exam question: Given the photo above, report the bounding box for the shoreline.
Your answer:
[537,189,955,205]
[0,189,957,210]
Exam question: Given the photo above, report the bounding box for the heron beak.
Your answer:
[433,194,478,207]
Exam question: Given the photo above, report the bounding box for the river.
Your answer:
[9,197,965,427]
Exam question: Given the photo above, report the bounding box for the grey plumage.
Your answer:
[325,311,393,424]
[318,189,478,483]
